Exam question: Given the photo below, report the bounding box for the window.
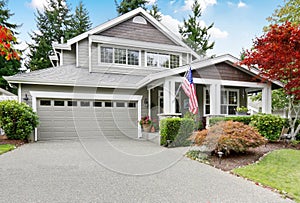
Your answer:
[128,50,139,65]
[93,101,102,107]
[146,52,179,69]
[100,46,139,66]
[116,102,125,107]
[204,88,210,115]
[100,47,113,63]
[221,89,239,115]
[114,48,126,64]
[158,90,164,113]
[105,101,113,107]
[40,100,51,106]
[80,101,90,107]
[128,102,136,108]
[67,101,77,106]
[54,100,64,106]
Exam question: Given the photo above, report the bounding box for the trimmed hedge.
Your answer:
[209,116,252,126]
[160,117,194,146]
[0,100,39,140]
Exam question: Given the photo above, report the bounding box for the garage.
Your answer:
[37,98,139,141]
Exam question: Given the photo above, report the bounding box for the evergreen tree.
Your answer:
[179,0,214,56]
[149,4,162,21]
[27,0,73,71]
[68,1,92,39]
[0,0,21,93]
[115,0,148,15]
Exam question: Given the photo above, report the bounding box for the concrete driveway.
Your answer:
[0,137,294,203]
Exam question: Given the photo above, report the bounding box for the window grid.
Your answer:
[100,46,139,66]
[146,52,179,69]
[100,47,113,63]
[114,48,126,64]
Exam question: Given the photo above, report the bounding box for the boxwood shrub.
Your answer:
[0,100,39,140]
[160,117,194,146]
[249,113,285,141]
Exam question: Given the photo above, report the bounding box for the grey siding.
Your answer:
[98,16,177,46]
[91,43,98,66]
[62,46,76,65]
[78,39,89,67]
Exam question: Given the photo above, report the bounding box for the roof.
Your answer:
[0,88,16,96]
[52,7,200,60]
[5,54,283,89]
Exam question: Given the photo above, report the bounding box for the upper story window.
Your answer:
[100,46,140,66]
[146,52,180,69]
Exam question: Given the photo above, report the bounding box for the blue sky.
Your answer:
[7,0,284,58]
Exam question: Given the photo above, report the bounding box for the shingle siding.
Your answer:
[98,16,177,46]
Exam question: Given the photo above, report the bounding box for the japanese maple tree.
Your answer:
[0,25,19,61]
[240,22,300,139]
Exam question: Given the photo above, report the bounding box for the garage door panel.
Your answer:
[37,98,138,140]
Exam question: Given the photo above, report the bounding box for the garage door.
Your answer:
[37,99,138,140]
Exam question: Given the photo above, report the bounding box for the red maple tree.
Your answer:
[240,22,300,139]
[0,25,20,61]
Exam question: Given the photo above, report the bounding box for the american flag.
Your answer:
[182,67,198,114]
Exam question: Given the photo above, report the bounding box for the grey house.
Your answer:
[5,8,278,141]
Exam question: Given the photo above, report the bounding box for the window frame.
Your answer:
[220,88,239,115]
[145,52,181,69]
[203,87,210,116]
[98,45,141,66]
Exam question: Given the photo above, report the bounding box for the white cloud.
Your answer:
[237,1,247,8]
[161,14,228,40]
[227,1,234,7]
[147,0,157,6]
[170,0,176,5]
[182,0,217,11]
[28,0,48,10]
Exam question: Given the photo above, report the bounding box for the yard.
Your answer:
[233,149,300,202]
[0,144,15,155]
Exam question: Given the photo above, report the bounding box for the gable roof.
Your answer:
[0,88,16,96]
[53,7,200,59]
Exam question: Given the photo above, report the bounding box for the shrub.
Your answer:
[0,100,39,140]
[249,113,284,141]
[160,117,181,146]
[209,116,252,126]
[160,117,194,146]
[190,121,266,155]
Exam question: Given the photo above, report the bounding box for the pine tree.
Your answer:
[0,0,21,93]
[115,0,148,15]
[179,0,214,56]
[149,4,162,21]
[68,1,92,39]
[27,0,73,71]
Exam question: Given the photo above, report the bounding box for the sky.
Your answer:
[7,0,285,59]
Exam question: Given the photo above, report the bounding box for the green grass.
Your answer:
[233,149,300,202]
[0,144,15,155]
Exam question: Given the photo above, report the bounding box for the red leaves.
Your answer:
[0,25,20,61]
[240,22,300,99]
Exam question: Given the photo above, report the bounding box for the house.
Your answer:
[4,8,280,142]
[0,87,17,101]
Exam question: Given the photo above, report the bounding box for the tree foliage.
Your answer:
[27,0,91,71]
[266,0,300,27]
[240,22,300,139]
[149,4,161,21]
[0,0,21,93]
[68,1,92,39]
[179,0,214,56]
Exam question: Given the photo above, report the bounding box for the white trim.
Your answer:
[18,83,21,103]
[29,91,143,141]
[144,51,181,69]
[60,50,63,66]
[76,42,79,67]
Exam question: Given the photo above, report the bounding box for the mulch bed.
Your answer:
[0,138,27,147]
[209,141,300,171]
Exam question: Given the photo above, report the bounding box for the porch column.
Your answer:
[148,88,151,118]
[209,83,221,115]
[163,80,175,114]
[262,84,272,114]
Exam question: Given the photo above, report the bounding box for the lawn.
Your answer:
[233,149,300,202]
[0,144,15,155]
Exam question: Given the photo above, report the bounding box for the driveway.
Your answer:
[0,137,294,203]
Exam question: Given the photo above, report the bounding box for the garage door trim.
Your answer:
[30,91,143,141]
